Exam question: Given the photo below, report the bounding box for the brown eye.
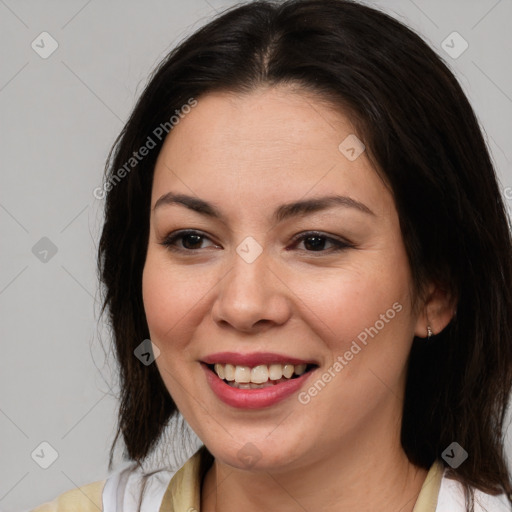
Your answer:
[181,233,204,249]
[291,232,353,253]
[160,230,219,252]
[302,236,328,251]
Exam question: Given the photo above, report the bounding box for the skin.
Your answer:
[142,85,454,512]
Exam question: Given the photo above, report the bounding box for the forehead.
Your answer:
[151,86,393,220]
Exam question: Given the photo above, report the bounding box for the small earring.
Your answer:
[427,325,433,340]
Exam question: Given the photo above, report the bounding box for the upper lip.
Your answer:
[201,352,318,367]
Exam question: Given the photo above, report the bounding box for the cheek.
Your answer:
[288,256,413,352]
[292,265,414,424]
[141,252,209,405]
[141,250,219,353]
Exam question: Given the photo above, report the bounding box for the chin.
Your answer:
[204,434,310,472]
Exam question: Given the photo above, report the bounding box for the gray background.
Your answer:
[1,0,511,510]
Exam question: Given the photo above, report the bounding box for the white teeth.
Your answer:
[214,364,225,380]
[211,362,312,384]
[269,364,283,380]
[234,365,251,383]
[282,364,294,378]
[224,364,235,381]
[251,365,269,383]
[228,380,280,389]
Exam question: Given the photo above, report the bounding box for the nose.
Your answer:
[211,249,292,333]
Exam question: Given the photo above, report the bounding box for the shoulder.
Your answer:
[436,471,511,512]
[30,466,177,512]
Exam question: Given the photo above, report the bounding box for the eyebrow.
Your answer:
[153,192,375,221]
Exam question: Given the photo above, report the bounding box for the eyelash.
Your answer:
[159,230,353,255]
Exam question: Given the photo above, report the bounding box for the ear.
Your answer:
[414,282,457,339]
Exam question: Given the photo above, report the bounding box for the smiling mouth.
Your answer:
[206,362,318,389]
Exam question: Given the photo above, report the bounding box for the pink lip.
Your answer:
[201,351,317,367]
[201,362,316,409]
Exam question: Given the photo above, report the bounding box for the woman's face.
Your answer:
[142,86,425,470]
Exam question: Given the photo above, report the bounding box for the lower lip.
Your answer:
[201,363,315,409]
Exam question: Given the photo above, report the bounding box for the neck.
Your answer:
[200,425,428,512]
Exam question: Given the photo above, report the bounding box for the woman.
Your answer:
[32,0,512,510]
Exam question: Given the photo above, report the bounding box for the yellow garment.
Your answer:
[31,446,443,512]
[31,480,104,511]
[413,459,444,512]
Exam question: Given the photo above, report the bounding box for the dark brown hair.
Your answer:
[98,0,512,509]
